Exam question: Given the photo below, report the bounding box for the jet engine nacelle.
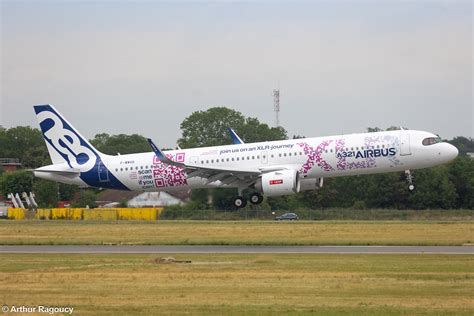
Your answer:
[255,169,300,196]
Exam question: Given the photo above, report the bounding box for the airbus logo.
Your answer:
[336,148,397,159]
[37,110,97,172]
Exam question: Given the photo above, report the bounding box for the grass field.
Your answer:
[0,220,471,246]
[0,253,472,315]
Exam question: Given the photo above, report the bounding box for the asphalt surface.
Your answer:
[0,245,472,254]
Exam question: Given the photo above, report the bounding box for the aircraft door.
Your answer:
[400,134,412,156]
[98,161,110,182]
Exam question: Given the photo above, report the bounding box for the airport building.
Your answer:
[0,158,21,172]
[96,189,188,208]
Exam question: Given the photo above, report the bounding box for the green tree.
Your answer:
[90,133,150,155]
[189,188,209,209]
[33,179,59,207]
[447,137,474,156]
[0,126,49,168]
[408,166,457,209]
[178,107,246,148]
[0,171,34,197]
[212,188,238,210]
[239,117,287,143]
[364,173,409,209]
[72,190,97,208]
[178,107,287,149]
[448,157,474,209]
[58,183,79,201]
[294,180,338,209]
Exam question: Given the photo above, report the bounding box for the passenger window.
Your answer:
[271,154,274,158]
[226,158,229,162]
[284,153,287,157]
[120,168,123,171]
[289,153,292,156]
[232,158,235,161]
[279,153,282,157]
[252,156,255,159]
[115,168,118,172]
[247,156,250,160]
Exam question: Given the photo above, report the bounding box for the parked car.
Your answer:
[274,212,299,221]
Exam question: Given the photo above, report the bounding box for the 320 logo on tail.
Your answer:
[37,110,97,171]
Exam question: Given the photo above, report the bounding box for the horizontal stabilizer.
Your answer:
[33,164,80,177]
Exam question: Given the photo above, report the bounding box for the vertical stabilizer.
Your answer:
[33,104,105,172]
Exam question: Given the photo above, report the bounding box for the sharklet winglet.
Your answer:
[147,138,185,167]
[227,128,244,144]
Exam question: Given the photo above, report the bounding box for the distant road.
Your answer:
[0,245,472,254]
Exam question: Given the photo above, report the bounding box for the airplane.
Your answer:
[33,104,459,208]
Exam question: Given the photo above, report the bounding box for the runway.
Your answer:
[0,245,472,254]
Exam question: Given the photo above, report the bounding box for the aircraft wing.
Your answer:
[147,138,283,186]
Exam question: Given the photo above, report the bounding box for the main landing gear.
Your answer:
[405,170,415,191]
[249,193,264,205]
[233,196,247,208]
[233,192,263,208]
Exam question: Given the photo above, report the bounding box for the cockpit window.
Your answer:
[422,137,441,146]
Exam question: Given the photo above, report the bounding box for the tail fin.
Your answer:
[33,104,104,172]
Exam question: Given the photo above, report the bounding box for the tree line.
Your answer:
[0,107,473,209]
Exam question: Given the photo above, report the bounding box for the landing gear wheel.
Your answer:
[233,196,247,208]
[405,170,415,191]
[249,193,264,205]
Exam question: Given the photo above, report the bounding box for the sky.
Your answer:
[1,0,472,148]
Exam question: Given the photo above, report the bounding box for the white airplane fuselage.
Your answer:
[32,105,458,204]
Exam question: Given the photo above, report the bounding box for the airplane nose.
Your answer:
[446,144,459,161]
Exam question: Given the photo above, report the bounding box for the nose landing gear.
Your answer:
[405,170,415,191]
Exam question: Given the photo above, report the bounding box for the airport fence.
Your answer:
[6,208,163,221]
